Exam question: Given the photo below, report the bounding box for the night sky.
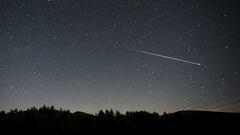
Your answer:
[1,0,240,113]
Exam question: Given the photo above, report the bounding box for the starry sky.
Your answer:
[1,0,240,113]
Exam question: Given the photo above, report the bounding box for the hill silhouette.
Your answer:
[0,106,239,134]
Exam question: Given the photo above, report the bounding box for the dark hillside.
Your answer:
[0,106,239,134]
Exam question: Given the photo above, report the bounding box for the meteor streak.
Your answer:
[133,49,201,66]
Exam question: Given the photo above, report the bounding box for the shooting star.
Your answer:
[133,49,201,66]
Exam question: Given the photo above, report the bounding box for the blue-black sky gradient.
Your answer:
[0,0,240,113]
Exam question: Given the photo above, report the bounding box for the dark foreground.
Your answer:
[0,106,239,134]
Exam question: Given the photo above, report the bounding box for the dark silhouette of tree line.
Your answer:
[0,105,239,134]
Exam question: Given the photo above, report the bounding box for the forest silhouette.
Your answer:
[0,105,239,134]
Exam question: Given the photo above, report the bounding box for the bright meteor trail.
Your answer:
[133,49,201,66]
